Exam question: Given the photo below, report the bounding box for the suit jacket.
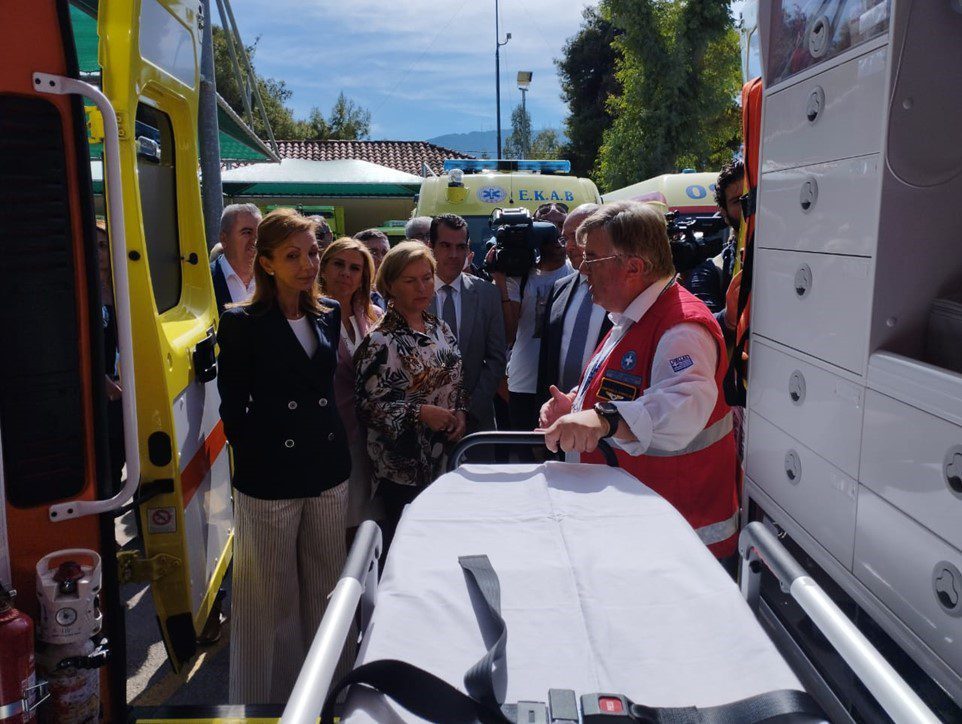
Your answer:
[210,259,231,316]
[429,274,506,430]
[216,299,351,499]
[537,273,613,403]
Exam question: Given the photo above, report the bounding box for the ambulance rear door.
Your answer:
[96,0,232,672]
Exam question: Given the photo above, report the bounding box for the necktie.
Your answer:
[561,280,594,392]
[442,284,458,341]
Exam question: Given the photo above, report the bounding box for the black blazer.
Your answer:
[210,259,231,316]
[536,273,613,403]
[216,299,351,499]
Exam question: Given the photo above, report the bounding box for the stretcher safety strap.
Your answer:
[320,556,825,724]
[645,412,733,457]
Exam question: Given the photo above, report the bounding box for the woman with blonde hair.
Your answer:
[318,237,384,533]
[354,241,468,550]
[216,208,351,704]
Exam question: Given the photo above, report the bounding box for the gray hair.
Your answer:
[219,203,261,236]
[405,215,432,240]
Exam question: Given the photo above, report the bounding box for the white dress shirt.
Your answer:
[433,274,462,334]
[559,274,607,385]
[219,255,256,304]
[573,277,718,457]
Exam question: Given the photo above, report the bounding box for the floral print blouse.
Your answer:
[354,307,468,488]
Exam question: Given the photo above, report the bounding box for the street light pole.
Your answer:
[495,0,510,159]
[517,71,532,160]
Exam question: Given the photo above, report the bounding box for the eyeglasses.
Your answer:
[578,254,622,268]
[536,202,569,216]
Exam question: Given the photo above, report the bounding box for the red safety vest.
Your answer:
[581,284,739,558]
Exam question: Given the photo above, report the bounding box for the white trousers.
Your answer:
[229,483,350,704]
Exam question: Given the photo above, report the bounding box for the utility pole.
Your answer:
[495,0,510,159]
[198,0,223,250]
[517,71,532,159]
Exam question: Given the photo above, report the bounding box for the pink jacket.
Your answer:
[334,302,382,444]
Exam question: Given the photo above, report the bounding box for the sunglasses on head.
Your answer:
[535,202,569,216]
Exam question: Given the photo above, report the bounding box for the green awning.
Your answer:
[70,4,276,163]
[221,159,423,199]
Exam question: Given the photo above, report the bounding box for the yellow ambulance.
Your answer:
[415,159,602,256]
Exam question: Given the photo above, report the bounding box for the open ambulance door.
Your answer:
[93,0,233,672]
[0,0,125,717]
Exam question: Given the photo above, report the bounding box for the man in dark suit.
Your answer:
[211,203,261,314]
[427,214,506,432]
[537,203,612,405]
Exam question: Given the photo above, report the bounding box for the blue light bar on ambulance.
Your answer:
[443,159,572,175]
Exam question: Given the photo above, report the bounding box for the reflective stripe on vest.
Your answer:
[644,411,733,458]
[696,510,739,546]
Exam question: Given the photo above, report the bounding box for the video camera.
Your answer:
[665,211,728,245]
[484,207,560,277]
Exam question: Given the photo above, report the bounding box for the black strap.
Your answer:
[459,555,509,708]
[320,553,825,724]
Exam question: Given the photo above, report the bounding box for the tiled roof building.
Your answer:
[271,140,474,176]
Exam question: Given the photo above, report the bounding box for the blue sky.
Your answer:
[227,0,600,140]
[226,1,747,142]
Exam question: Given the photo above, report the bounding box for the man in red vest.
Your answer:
[541,201,739,559]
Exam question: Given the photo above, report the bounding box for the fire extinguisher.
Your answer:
[35,551,107,724]
[0,584,46,723]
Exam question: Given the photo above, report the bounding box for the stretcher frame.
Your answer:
[279,433,939,724]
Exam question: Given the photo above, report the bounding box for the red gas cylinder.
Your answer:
[0,588,37,723]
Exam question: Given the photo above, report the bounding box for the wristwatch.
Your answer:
[593,401,623,438]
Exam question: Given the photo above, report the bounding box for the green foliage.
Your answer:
[595,0,742,191]
[529,129,563,160]
[503,103,532,159]
[556,7,620,178]
[212,26,370,141]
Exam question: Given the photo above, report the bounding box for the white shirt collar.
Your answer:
[220,254,245,283]
[434,274,463,293]
[609,275,675,327]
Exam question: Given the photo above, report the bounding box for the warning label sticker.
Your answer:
[148,506,176,534]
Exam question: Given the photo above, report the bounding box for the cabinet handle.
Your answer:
[933,561,962,618]
[806,86,825,123]
[789,370,806,405]
[784,450,802,483]
[793,264,813,298]
[799,178,818,213]
[945,446,962,497]
[808,16,831,59]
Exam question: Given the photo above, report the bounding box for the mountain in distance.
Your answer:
[427,128,567,159]
[427,130,497,158]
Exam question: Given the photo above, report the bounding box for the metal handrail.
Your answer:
[447,431,619,472]
[33,73,141,522]
[280,520,383,724]
[739,522,940,724]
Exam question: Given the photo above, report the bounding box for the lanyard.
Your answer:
[572,277,676,412]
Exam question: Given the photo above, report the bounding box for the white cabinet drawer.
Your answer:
[762,46,888,172]
[748,341,863,478]
[861,390,962,550]
[752,248,873,375]
[745,412,857,568]
[854,488,962,674]
[757,155,881,257]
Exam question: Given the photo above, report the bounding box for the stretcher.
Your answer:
[279,433,940,724]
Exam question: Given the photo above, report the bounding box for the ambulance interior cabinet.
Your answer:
[747,0,962,712]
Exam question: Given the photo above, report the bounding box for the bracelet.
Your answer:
[501,297,511,303]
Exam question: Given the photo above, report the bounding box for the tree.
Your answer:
[529,129,563,160]
[212,26,372,141]
[503,103,532,159]
[556,7,620,178]
[595,0,742,191]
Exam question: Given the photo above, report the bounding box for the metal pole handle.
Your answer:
[447,432,619,472]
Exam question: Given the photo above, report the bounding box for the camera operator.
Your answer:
[488,204,573,431]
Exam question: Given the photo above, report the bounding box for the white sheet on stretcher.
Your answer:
[343,462,802,722]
